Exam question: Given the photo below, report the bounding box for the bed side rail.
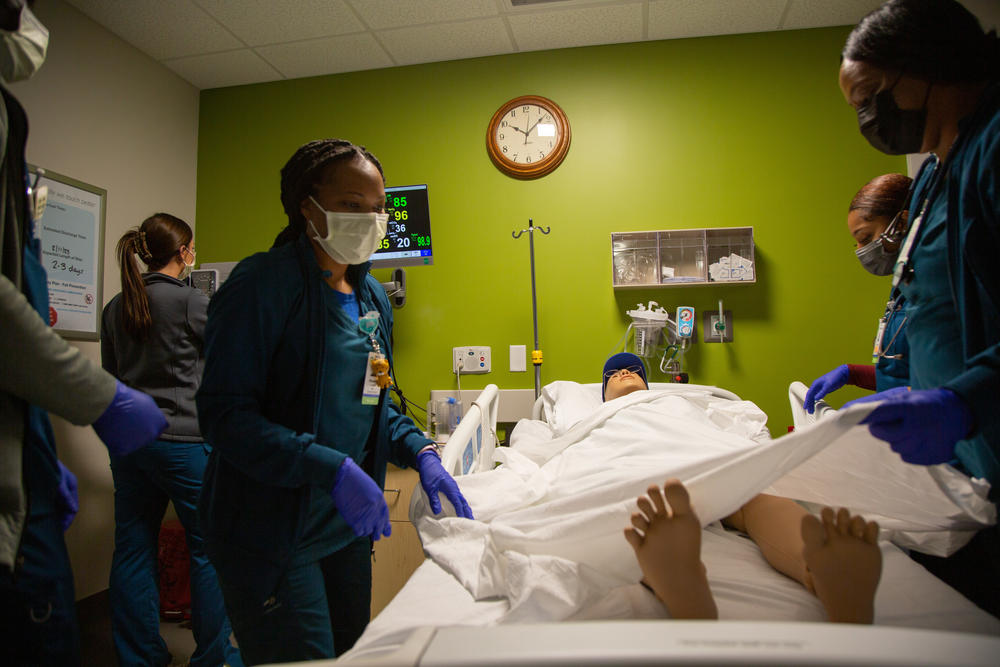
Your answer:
[788,380,835,429]
[439,384,499,477]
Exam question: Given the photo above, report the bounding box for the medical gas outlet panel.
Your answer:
[453,346,491,374]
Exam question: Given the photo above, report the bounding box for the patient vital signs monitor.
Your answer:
[370,184,433,268]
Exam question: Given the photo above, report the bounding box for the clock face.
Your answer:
[487,95,570,179]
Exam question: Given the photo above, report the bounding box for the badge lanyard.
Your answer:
[875,155,956,362]
[358,310,393,405]
[891,154,954,292]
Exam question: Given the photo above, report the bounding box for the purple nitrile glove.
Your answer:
[330,457,391,541]
[843,387,973,465]
[415,450,474,519]
[55,460,78,532]
[92,381,167,457]
[804,364,849,414]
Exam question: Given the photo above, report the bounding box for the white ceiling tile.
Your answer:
[508,4,644,51]
[195,0,364,46]
[163,49,283,90]
[256,33,395,79]
[648,0,786,41]
[781,0,886,30]
[65,0,243,59]
[378,18,514,66]
[350,0,499,30]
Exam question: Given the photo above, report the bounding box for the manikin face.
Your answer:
[604,368,647,401]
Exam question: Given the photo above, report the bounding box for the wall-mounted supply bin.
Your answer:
[612,226,755,288]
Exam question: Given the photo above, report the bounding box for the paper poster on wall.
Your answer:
[29,166,106,340]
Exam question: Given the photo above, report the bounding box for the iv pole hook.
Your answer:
[512,219,550,399]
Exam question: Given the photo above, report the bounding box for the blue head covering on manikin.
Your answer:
[602,352,648,400]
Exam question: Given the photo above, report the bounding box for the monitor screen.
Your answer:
[370,184,433,268]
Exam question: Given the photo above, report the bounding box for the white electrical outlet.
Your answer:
[453,346,491,373]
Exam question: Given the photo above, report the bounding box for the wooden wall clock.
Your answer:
[486,95,571,179]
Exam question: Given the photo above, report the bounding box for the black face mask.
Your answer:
[857,76,930,155]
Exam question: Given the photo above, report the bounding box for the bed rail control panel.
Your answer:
[453,346,491,373]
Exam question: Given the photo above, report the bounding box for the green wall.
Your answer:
[195,27,904,436]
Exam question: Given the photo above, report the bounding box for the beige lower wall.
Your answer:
[7,0,199,599]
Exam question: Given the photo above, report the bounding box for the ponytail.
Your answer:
[115,230,153,340]
[113,213,193,340]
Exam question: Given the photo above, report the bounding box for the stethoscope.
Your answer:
[872,293,907,362]
[892,157,948,293]
[871,159,948,362]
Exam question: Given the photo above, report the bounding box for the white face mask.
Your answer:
[178,247,196,280]
[307,196,388,265]
[0,6,48,83]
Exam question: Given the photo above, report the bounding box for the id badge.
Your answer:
[362,352,382,405]
[872,317,887,363]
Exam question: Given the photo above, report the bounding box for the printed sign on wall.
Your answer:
[30,166,106,340]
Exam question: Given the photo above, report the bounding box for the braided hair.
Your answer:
[114,213,192,340]
[273,138,385,247]
[843,0,999,84]
[849,173,913,219]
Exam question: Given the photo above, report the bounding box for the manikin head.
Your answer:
[602,352,648,401]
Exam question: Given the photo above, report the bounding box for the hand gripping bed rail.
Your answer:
[439,384,499,477]
[788,380,836,430]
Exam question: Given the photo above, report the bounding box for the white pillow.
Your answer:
[538,381,602,434]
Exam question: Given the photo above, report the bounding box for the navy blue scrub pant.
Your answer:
[908,522,1000,619]
[110,439,242,667]
[217,538,372,666]
[0,512,79,666]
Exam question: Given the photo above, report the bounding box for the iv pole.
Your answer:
[512,219,551,400]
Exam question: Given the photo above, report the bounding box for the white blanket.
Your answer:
[411,388,881,623]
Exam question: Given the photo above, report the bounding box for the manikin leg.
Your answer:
[626,482,881,624]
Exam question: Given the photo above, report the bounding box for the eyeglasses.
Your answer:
[604,366,642,382]
[879,209,907,246]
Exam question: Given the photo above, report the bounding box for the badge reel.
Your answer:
[359,310,393,405]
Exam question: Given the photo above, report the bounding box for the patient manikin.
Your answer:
[601,354,882,623]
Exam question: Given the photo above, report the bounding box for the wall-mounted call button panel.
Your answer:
[453,346,491,373]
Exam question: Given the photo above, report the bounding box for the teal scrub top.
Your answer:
[899,165,990,480]
[295,285,377,563]
[874,290,910,392]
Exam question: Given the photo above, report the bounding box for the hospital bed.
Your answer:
[328,382,1000,666]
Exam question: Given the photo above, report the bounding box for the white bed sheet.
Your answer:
[341,383,1000,662]
[344,525,1000,662]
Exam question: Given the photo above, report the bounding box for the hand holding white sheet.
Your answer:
[412,388,884,622]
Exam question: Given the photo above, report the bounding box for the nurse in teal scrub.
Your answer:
[837,0,1000,617]
[196,139,474,664]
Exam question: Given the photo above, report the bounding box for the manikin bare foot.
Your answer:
[801,507,881,624]
[624,479,718,619]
